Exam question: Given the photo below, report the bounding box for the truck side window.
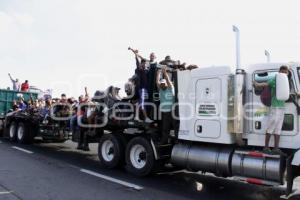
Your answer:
[254,70,295,96]
[253,71,277,95]
[288,72,296,94]
[282,114,294,131]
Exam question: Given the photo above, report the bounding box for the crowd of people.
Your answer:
[126,48,198,144]
[7,48,199,149]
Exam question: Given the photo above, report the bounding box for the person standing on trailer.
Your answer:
[156,67,178,144]
[253,65,289,154]
[129,48,153,123]
[8,73,21,91]
[21,80,29,92]
[134,51,159,119]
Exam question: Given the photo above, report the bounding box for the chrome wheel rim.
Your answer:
[130,144,147,169]
[101,140,114,162]
[9,123,16,138]
[17,125,24,140]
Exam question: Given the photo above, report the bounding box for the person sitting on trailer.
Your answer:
[11,100,19,112]
[18,97,27,111]
[124,75,139,103]
[159,55,177,68]
[253,65,289,155]
[40,98,52,117]
[54,93,71,117]
[156,67,178,144]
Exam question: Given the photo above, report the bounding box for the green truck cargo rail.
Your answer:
[0,89,38,119]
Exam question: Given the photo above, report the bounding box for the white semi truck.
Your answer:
[3,27,300,197]
[97,27,300,197]
[95,62,300,196]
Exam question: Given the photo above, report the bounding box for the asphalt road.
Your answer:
[0,139,299,200]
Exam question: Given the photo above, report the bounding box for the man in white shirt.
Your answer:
[8,73,20,91]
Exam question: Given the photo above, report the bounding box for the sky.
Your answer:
[1,0,300,97]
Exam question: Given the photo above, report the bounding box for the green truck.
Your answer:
[0,89,38,119]
[0,89,38,135]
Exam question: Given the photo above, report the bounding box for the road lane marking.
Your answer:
[156,170,184,175]
[0,191,12,195]
[80,169,143,191]
[12,146,33,154]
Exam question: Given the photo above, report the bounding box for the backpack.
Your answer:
[260,86,271,107]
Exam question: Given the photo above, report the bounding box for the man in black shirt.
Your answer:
[133,52,153,123]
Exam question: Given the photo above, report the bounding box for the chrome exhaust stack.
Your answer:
[265,50,271,63]
[227,26,245,145]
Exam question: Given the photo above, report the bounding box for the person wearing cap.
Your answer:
[156,67,178,144]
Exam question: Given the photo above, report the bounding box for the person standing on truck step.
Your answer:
[130,48,153,123]
[21,80,29,92]
[156,67,178,144]
[8,73,20,91]
[253,65,289,155]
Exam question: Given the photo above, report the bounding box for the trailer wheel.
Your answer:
[9,121,17,142]
[17,122,32,144]
[125,137,155,176]
[98,134,125,169]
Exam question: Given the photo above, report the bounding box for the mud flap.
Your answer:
[286,155,300,197]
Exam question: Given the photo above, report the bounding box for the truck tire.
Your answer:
[125,137,155,177]
[9,121,17,142]
[98,134,125,169]
[17,122,32,144]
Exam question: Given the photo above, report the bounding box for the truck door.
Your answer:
[194,78,222,139]
[252,70,298,137]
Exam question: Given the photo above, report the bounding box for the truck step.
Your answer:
[155,143,173,148]
[233,176,281,186]
[234,150,281,158]
[158,155,171,160]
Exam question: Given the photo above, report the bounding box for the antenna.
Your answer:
[233,25,241,70]
[264,50,271,63]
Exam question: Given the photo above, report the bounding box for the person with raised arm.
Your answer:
[156,66,178,144]
[128,47,153,123]
[8,73,21,91]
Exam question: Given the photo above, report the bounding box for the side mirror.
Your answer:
[276,73,290,101]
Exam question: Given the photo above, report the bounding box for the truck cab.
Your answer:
[176,62,300,150]
[245,63,300,149]
[172,63,300,196]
